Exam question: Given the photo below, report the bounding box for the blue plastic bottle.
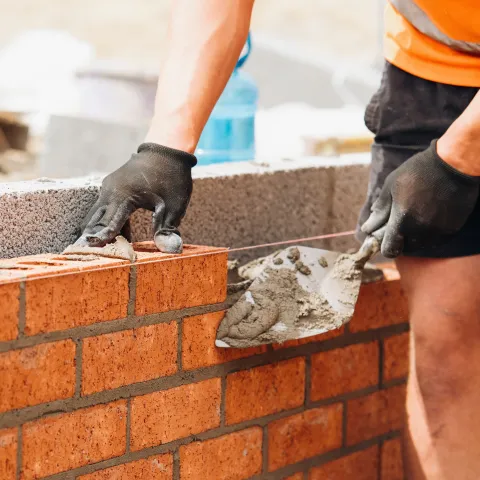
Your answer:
[196,34,258,165]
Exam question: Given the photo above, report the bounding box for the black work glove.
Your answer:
[77,143,197,253]
[361,140,480,258]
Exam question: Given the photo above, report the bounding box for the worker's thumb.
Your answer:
[380,204,405,258]
[152,198,184,254]
[361,190,392,235]
[154,230,183,254]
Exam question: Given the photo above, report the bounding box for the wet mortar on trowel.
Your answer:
[217,246,367,348]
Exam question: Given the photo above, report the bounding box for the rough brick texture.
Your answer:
[22,401,127,479]
[268,404,343,471]
[135,245,227,315]
[0,428,16,480]
[384,332,410,382]
[0,284,19,341]
[311,342,379,401]
[350,278,408,332]
[284,474,304,480]
[309,446,379,480]
[25,266,129,336]
[182,311,266,370]
[22,255,131,335]
[0,249,408,480]
[0,340,76,412]
[180,428,262,480]
[82,321,177,394]
[131,378,221,450]
[381,438,404,480]
[226,357,305,424]
[347,385,406,445]
[78,454,173,480]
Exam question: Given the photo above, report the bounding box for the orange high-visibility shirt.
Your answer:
[385,0,480,86]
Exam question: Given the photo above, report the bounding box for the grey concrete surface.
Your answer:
[0,155,370,260]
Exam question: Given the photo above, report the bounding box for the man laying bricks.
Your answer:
[77,1,480,479]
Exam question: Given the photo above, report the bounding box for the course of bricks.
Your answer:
[0,243,409,479]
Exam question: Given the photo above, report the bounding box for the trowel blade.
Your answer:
[216,246,364,348]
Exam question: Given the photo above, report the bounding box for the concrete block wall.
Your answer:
[0,155,370,261]
[0,244,408,479]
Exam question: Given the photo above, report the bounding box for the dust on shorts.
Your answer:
[357,61,480,258]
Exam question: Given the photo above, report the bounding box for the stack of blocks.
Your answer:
[0,242,409,479]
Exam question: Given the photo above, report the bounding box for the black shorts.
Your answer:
[357,61,480,258]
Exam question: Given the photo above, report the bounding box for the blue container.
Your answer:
[196,34,258,165]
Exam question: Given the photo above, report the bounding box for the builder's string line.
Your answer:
[0,230,356,285]
[228,230,356,253]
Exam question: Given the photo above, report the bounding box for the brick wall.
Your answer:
[0,244,409,479]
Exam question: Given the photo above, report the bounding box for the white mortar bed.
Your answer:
[0,153,370,259]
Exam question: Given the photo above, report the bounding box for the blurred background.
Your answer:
[0,0,383,181]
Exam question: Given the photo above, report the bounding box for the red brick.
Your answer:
[0,283,19,341]
[284,474,304,480]
[226,357,305,425]
[24,256,130,335]
[131,378,221,450]
[381,438,404,480]
[309,446,379,480]
[1,253,124,279]
[311,342,379,402]
[22,400,127,479]
[268,404,343,472]
[0,255,60,285]
[133,242,223,261]
[272,327,345,350]
[133,241,204,260]
[82,321,177,395]
[0,269,26,284]
[78,453,173,480]
[180,427,262,480]
[383,333,410,382]
[182,311,266,370]
[0,428,17,480]
[347,385,406,445]
[134,245,227,316]
[350,279,408,333]
[0,340,75,413]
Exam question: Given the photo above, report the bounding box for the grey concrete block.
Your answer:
[0,177,101,258]
[328,158,370,253]
[128,160,336,261]
[0,155,370,260]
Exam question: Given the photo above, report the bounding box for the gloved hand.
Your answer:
[361,140,480,258]
[77,143,197,253]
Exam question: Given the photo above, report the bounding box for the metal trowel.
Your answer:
[216,235,381,348]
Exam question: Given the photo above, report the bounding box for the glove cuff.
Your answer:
[137,143,197,167]
[431,139,480,184]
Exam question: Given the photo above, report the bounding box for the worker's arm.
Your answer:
[77,0,255,252]
[362,91,480,258]
[145,0,254,152]
[437,91,480,176]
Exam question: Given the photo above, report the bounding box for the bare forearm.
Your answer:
[438,90,480,176]
[146,0,255,153]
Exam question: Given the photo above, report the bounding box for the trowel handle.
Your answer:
[353,227,385,267]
